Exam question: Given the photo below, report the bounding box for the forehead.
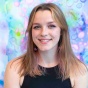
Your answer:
[33,10,54,23]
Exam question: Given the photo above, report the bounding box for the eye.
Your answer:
[48,25,56,29]
[33,25,41,29]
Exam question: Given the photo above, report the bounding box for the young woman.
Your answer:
[4,3,88,88]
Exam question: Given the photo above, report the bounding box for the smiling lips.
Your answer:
[38,39,52,44]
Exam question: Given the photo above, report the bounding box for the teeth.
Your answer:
[40,40,50,42]
[38,39,51,44]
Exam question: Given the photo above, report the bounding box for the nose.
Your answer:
[40,27,48,37]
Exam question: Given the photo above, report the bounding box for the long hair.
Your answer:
[18,3,86,80]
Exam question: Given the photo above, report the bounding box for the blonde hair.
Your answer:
[17,3,86,80]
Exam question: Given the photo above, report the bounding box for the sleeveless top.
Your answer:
[21,65,72,88]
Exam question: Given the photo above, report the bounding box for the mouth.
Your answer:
[38,39,52,44]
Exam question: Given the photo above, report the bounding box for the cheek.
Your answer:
[54,34,61,41]
[53,32,61,43]
[32,30,40,38]
[32,31,40,44]
[32,30,37,38]
[32,30,34,36]
[53,30,61,38]
[56,29,61,38]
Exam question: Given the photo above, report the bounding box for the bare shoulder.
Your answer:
[73,63,88,88]
[6,57,22,73]
[4,56,23,88]
[76,62,88,79]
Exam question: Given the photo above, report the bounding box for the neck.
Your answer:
[38,48,58,67]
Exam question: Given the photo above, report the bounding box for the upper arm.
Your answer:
[4,59,21,88]
[73,69,88,88]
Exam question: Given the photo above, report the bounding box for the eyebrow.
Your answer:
[32,21,55,25]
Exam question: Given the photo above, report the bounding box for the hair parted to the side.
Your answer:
[18,3,87,80]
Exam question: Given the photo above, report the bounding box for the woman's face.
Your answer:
[32,10,61,51]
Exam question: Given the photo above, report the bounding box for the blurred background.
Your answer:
[0,0,88,88]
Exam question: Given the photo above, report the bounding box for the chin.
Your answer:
[38,47,52,52]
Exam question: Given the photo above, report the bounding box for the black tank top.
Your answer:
[21,65,72,88]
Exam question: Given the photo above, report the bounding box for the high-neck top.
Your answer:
[21,65,72,88]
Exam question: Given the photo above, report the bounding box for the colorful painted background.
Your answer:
[0,0,88,87]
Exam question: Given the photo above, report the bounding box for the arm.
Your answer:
[4,59,21,88]
[73,70,88,88]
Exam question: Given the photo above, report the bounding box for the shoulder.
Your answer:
[6,53,26,72]
[4,56,23,79]
[73,67,88,88]
[70,62,88,88]
[6,57,22,73]
[4,56,23,88]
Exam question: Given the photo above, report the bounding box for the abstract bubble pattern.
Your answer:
[0,0,88,87]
